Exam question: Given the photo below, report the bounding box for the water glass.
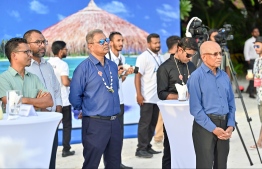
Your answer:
[6,90,22,119]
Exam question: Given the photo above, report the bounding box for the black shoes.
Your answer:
[147,148,161,154]
[135,150,153,158]
[62,150,75,157]
[249,95,256,99]
[120,163,133,169]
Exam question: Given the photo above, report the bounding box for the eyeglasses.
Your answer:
[14,50,32,55]
[254,45,260,49]
[182,48,198,58]
[90,38,110,45]
[203,52,222,58]
[28,40,48,46]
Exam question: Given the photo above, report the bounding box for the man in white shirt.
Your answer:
[106,32,133,169]
[48,41,75,157]
[244,27,260,98]
[23,29,62,169]
[135,33,163,158]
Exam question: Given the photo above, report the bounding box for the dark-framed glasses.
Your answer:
[254,45,260,49]
[28,40,48,46]
[14,50,32,55]
[91,38,110,45]
[203,52,222,58]
[182,48,198,58]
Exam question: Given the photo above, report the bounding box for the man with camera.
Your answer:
[157,37,198,168]
[106,31,133,169]
[187,41,236,169]
[244,27,260,98]
[135,33,162,158]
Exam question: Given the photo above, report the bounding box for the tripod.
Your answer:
[222,45,262,165]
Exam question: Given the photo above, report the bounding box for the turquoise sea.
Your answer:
[0,56,137,77]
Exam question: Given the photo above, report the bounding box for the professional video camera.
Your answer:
[214,24,234,46]
[185,17,209,46]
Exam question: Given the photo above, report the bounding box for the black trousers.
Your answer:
[162,125,171,169]
[247,59,255,95]
[82,116,122,169]
[193,119,229,169]
[49,128,58,169]
[137,103,159,151]
[62,105,72,152]
[119,104,124,138]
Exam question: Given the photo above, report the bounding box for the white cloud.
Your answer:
[100,1,133,18]
[156,4,179,22]
[159,29,169,36]
[30,0,49,14]
[9,10,20,19]
[57,14,65,21]
[144,15,150,20]
[3,34,12,39]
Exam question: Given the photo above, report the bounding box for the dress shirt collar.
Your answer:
[147,48,159,57]
[88,54,109,66]
[109,49,121,61]
[31,57,47,65]
[201,63,221,75]
[8,66,29,76]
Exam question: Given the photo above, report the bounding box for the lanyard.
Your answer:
[147,49,162,67]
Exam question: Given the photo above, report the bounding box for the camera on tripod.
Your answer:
[214,24,234,46]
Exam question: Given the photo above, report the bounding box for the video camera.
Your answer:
[185,17,209,46]
[123,64,139,74]
[214,24,234,46]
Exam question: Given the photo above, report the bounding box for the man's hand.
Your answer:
[78,111,83,119]
[118,65,124,75]
[137,94,144,106]
[125,67,134,75]
[36,90,49,98]
[213,127,227,140]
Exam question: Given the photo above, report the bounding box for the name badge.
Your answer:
[19,104,38,116]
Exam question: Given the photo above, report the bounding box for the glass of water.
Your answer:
[6,90,22,119]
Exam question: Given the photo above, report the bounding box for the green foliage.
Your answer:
[180,0,192,20]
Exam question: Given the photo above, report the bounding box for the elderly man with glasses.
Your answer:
[69,29,122,169]
[187,41,236,169]
[23,29,62,169]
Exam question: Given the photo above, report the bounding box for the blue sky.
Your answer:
[0,0,180,53]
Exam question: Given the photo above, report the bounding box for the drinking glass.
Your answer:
[6,90,22,119]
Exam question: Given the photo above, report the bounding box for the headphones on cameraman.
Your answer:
[185,17,202,37]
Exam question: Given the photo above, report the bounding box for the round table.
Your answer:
[157,100,195,168]
[0,112,62,168]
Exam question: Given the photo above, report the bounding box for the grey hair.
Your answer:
[86,29,103,44]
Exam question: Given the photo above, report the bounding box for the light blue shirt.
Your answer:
[69,55,120,116]
[26,58,62,111]
[187,63,236,132]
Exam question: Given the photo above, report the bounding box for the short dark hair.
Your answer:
[208,29,218,40]
[109,32,122,41]
[5,38,27,62]
[23,29,42,41]
[166,36,181,50]
[52,41,66,55]
[177,37,198,51]
[251,27,259,33]
[147,33,160,43]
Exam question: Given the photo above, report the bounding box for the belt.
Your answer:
[207,114,227,120]
[86,115,118,120]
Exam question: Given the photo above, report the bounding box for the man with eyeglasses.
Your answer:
[135,33,163,158]
[69,29,122,168]
[106,31,133,169]
[48,41,75,158]
[187,41,236,169]
[23,29,62,169]
[0,38,53,114]
[250,36,262,149]
[244,27,260,98]
[157,37,197,169]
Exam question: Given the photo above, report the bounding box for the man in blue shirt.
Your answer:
[69,29,121,169]
[187,41,236,169]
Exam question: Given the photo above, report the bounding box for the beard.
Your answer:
[150,47,160,53]
[62,53,67,58]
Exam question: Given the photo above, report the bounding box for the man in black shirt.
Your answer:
[157,37,198,169]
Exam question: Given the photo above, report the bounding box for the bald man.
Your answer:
[187,41,236,169]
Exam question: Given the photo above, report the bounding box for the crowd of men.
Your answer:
[4,26,262,168]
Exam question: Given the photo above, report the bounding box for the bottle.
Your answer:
[0,101,3,120]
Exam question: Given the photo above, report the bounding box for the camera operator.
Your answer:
[244,27,260,98]
[157,37,198,168]
[208,29,231,78]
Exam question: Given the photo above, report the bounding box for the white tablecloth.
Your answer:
[0,112,62,168]
[157,100,195,168]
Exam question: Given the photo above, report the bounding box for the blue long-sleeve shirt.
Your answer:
[69,54,120,116]
[187,63,236,132]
